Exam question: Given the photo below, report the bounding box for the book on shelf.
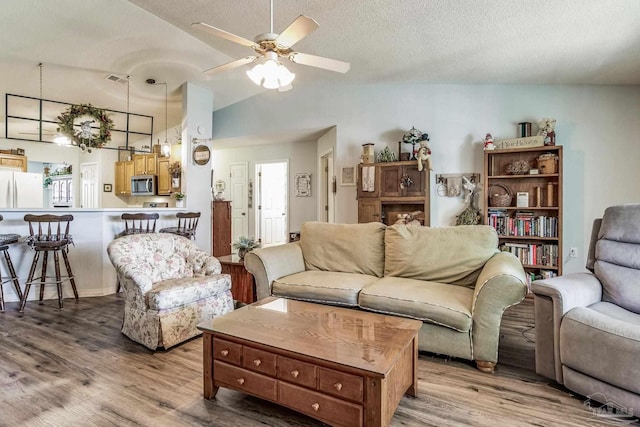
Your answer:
[488,213,558,237]
[500,243,559,267]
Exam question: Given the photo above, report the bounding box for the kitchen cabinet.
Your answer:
[483,145,563,280]
[157,158,171,195]
[0,154,27,171]
[357,161,430,226]
[212,201,232,257]
[133,153,157,175]
[115,160,134,195]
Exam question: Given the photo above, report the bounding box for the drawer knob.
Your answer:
[311,403,320,412]
[220,350,229,356]
[237,378,245,385]
[253,359,261,366]
[334,383,343,391]
[291,370,300,378]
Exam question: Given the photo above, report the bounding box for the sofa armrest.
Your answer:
[244,242,305,301]
[530,273,603,382]
[471,252,528,363]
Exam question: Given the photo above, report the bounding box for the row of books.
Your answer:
[487,210,558,237]
[500,242,559,267]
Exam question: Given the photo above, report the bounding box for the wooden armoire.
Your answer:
[212,200,232,257]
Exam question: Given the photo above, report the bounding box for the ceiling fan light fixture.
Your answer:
[246,58,295,90]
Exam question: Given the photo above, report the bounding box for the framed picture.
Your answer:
[295,173,311,197]
[340,166,356,186]
[103,184,112,192]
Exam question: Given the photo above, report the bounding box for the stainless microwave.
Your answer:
[131,175,156,196]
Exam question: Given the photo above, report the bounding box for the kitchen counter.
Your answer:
[0,208,189,305]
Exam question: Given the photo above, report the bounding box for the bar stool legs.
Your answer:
[0,244,22,312]
[19,248,78,312]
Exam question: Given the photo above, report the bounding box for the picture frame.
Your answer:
[340,166,356,186]
[295,173,311,197]
[103,183,112,192]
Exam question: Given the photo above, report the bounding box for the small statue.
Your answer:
[483,133,496,150]
[416,140,432,171]
[394,211,423,226]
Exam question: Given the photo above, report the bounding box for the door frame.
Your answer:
[319,148,335,223]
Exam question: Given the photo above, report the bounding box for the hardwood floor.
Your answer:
[0,296,634,426]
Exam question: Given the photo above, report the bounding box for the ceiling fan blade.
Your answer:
[289,52,350,73]
[275,15,319,48]
[203,56,257,76]
[192,22,257,48]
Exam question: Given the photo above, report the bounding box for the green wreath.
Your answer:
[57,104,114,148]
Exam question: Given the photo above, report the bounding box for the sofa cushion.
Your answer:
[595,204,640,314]
[358,276,473,332]
[560,302,640,395]
[384,225,498,287]
[301,222,386,277]
[272,271,379,307]
[147,275,231,310]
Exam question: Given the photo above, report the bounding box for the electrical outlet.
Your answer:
[570,247,578,258]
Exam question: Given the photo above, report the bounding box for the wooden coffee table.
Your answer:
[198,297,422,427]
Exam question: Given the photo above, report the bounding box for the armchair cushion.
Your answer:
[147,275,231,310]
[595,204,640,313]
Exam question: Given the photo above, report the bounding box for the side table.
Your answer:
[217,254,256,305]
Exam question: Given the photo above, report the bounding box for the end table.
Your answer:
[217,254,256,305]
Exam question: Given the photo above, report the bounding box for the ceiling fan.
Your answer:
[192,0,350,91]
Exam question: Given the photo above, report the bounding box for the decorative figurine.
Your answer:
[416,140,432,171]
[537,118,556,146]
[483,133,496,150]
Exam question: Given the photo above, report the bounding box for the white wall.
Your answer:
[182,82,214,252]
[212,83,640,274]
[211,139,318,238]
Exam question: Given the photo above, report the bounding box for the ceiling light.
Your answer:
[246,51,295,90]
[53,135,71,145]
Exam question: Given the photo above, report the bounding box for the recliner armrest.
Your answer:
[244,242,305,301]
[531,273,603,314]
[531,273,603,382]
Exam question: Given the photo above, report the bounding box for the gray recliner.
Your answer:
[532,204,640,414]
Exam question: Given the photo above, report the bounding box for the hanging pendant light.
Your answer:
[162,82,171,157]
[38,63,71,145]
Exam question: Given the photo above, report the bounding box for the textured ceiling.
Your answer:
[1,0,639,134]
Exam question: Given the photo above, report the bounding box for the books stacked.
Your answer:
[501,243,559,267]
[487,210,558,237]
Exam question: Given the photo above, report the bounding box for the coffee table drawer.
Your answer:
[214,360,277,401]
[318,367,363,403]
[243,346,277,376]
[278,356,317,388]
[213,338,242,366]
[279,382,363,427]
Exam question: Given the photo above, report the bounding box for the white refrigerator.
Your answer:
[0,170,44,208]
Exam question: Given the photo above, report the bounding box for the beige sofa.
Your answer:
[244,222,527,372]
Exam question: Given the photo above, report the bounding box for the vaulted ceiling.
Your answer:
[2,0,639,134]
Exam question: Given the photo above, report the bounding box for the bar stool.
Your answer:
[19,214,78,312]
[118,213,159,237]
[159,212,201,240]
[0,215,22,312]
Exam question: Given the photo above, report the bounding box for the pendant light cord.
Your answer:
[270,0,273,33]
[39,62,43,99]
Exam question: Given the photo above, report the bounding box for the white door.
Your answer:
[81,162,98,208]
[256,161,288,247]
[229,162,248,243]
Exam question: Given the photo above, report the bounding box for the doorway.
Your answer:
[255,161,288,247]
[320,150,335,223]
[80,162,98,208]
[229,162,249,244]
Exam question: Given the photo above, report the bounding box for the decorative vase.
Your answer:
[176,200,184,208]
[237,248,248,259]
[172,176,180,189]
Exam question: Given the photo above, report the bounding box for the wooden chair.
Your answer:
[120,213,159,236]
[19,214,78,312]
[0,215,22,312]
[159,212,201,240]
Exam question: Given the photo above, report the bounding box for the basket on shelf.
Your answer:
[489,183,512,207]
[537,154,558,174]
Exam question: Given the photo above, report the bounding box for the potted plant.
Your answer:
[173,192,185,208]
[232,236,260,259]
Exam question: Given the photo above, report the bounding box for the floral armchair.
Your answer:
[107,233,234,350]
